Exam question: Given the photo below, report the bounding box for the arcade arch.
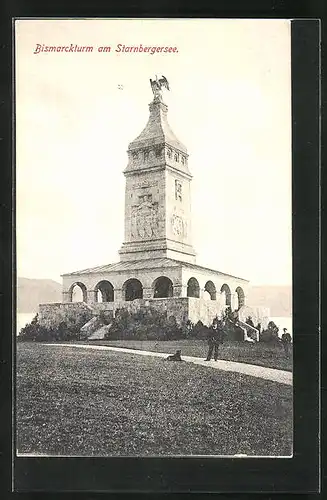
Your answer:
[204,280,216,300]
[153,276,173,298]
[69,282,87,302]
[187,277,200,298]
[95,280,114,302]
[220,283,231,307]
[123,278,143,301]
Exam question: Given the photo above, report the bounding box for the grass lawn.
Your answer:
[79,339,293,372]
[16,343,292,457]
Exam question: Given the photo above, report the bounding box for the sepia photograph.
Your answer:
[15,18,293,458]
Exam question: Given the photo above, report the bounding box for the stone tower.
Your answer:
[56,78,262,333]
[118,94,196,264]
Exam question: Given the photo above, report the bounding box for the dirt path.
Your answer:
[48,343,293,386]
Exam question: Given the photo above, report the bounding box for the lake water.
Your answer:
[16,312,37,335]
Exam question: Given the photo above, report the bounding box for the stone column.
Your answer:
[243,292,247,307]
[230,293,238,311]
[114,288,123,301]
[62,291,71,303]
[173,284,187,297]
[87,290,97,303]
[143,287,153,299]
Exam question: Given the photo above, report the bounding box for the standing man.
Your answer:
[281,328,292,358]
[205,318,224,361]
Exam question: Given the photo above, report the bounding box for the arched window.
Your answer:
[187,277,200,298]
[220,283,231,307]
[69,282,87,302]
[204,280,216,300]
[123,278,143,301]
[95,280,114,303]
[236,286,245,309]
[153,276,173,298]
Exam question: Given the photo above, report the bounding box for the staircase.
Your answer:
[79,316,103,339]
[79,307,114,340]
[88,324,112,340]
[236,319,259,342]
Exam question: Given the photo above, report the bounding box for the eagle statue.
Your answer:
[149,75,170,99]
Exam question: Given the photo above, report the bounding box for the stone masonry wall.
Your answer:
[39,298,269,332]
[39,298,190,328]
[38,302,93,328]
[238,305,270,329]
[187,297,225,326]
[166,169,193,248]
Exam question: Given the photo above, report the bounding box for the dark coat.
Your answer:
[208,327,224,345]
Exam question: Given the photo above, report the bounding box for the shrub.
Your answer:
[18,308,93,342]
[104,307,184,341]
[186,320,210,340]
[18,315,55,342]
[98,310,113,326]
[260,321,280,343]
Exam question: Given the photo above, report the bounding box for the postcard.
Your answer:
[15,18,293,461]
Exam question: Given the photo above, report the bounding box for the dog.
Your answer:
[166,349,183,361]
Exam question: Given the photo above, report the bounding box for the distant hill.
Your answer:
[17,278,291,317]
[246,285,292,317]
[17,277,62,313]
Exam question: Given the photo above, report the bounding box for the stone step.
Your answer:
[80,316,102,338]
[88,324,112,340]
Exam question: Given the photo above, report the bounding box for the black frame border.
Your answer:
[0,3,321,496]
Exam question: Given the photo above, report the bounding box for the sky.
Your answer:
[15,19,292,286]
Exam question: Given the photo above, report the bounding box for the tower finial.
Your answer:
[149,75,170,101]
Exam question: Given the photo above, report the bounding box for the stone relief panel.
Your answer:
[131,199,159,240]
[171,214,186,238]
